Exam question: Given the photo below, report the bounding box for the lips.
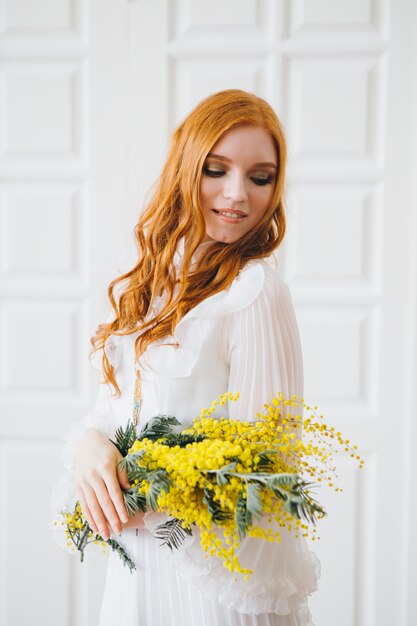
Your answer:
[212,209,248,218]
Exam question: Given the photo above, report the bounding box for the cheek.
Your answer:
[251,187,274,215]
[200,178,220,208]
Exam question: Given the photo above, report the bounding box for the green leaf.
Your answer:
[246,482,263,521]
[110,421,137,456]
[161,432,206,447]
[257,449,279,470]
[269,473,300,488]
[284,480,326,524]
[266,474,327,524]
[123,489,147,517]
[125,465,149,486]
[138,415,181,441]
[118,450,146,475]
[203,486,233,523]
[146,468,171,510]
[216,462,237,486]
[153,518,192,551]
[235,491,249,540]
[226,455,241,464]
[106,538,137,572]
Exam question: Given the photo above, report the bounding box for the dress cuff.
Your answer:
[143,511,320,618]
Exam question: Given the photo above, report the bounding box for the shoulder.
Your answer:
[223,261,297,352]
[180,258,286,323]
[220,260,299,354]
[236,258,290,311]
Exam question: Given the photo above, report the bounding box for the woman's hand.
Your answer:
[74,429,131,540]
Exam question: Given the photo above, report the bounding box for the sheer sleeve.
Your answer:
[225,269,304,421]
[57,307,124,476]
[50,376,118,543]
[59,379,117,473]
[51,252,129,543]
[147,269,319,616]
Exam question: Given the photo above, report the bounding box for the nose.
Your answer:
[223,172,248,203]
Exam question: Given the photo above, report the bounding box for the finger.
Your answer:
[89,478,124,536]
[77,490,99,535]
[107,472,129,524]
[82,483,112,539]
[117,463,131,491]
[75,486,99,534]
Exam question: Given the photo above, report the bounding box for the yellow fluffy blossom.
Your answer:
[126,392,363,578]
[58,392,362,578]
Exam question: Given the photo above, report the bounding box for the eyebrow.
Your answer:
[207,152,277,170]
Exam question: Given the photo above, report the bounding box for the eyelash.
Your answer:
[202,165,273,187]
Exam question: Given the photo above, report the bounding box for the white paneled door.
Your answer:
[0,1,416,625]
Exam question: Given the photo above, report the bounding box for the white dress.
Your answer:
[51,246,320,626]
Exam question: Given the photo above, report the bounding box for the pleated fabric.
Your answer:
[52,249,320,625]
[98,529,316,626]
[226,269,303,423]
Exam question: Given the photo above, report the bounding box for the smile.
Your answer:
[212,209,247,220]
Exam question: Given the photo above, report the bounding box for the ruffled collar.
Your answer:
[142,259,265,377]
[101,256,266,378]
[173,238,215,271]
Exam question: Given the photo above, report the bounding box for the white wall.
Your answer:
[0,1,129,624]
[0,1,416,625]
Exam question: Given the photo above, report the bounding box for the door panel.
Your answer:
[1,1,416,625]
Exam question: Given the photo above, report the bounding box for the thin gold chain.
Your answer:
[132,374,142,429]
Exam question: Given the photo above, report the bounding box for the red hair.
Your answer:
[91,89,288,395]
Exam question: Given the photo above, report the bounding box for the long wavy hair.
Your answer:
[92,89,288,395]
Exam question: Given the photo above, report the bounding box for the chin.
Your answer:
[205,230,242,244]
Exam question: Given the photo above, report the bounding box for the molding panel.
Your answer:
[0,61,87,168]
[285,184,383,296]
[172,56,273,124]
[0,0,112,623]
[295,0,374,26]
[170,0,274,44]
[297,304,380,418]
[0,0,87,46]
[0,182,87,292]
[4,0,72,31]
[285,54,387,178]
[287,0,390,43]
[0,440,72,626]
[0,299,87,401]
[309,452,377,625]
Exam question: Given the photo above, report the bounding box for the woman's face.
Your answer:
[200,125,277,244]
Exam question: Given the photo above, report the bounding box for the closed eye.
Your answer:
[251,176,273,186]
[203,165,274,186]
[202,165,224,177]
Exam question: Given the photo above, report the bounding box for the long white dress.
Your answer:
[51,245,320,626]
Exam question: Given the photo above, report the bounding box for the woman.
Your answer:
[54,89,319,625]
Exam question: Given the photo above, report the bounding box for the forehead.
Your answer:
[208,125,277,164]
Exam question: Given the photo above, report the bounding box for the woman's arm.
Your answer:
[74,426,130,538]
[72,380,147,537]
[226,271,303,422]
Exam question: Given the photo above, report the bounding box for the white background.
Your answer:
[0,1,416,625]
